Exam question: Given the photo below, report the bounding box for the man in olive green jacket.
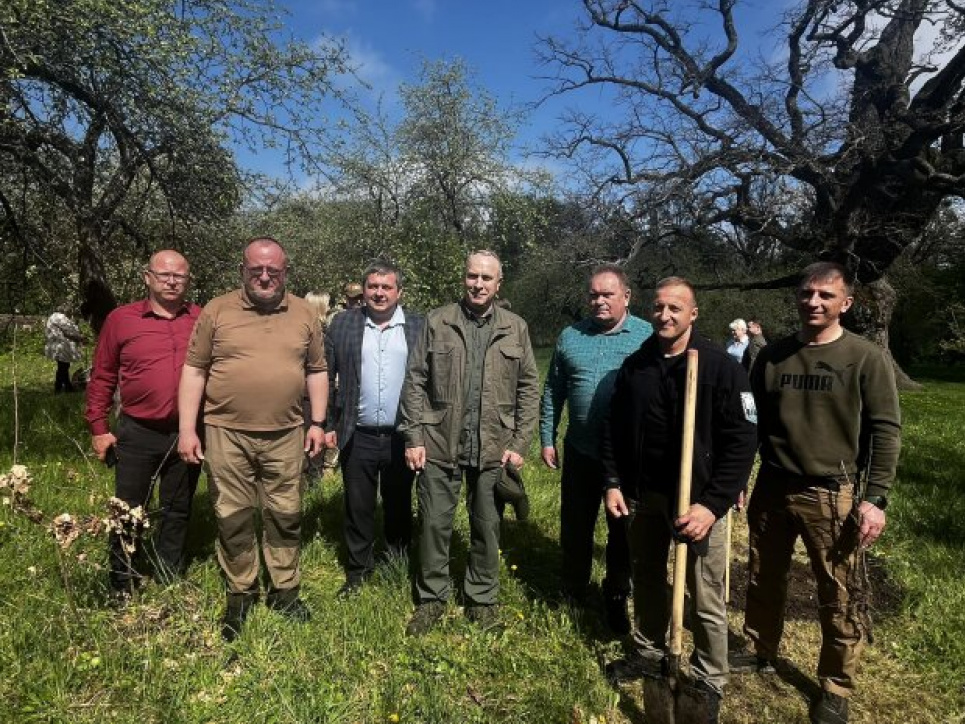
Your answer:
[399,250,539,635]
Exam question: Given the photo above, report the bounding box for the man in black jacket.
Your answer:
[601,277,757,721]
[324,260,425,597]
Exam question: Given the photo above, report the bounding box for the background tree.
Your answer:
[0,0,350,327]
[322,58,552,310]
[540,0,965,385]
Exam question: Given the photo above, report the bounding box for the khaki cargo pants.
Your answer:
[205,425,304,595]
[628,492,730,695]
[744,468,869,698]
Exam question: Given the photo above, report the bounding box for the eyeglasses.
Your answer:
[146,270,189,284]
[244,266,286,279]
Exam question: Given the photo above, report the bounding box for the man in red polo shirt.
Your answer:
[86,250,202,599]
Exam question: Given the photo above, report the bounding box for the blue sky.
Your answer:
[295,0,577,118]
[244,0,787,182]
[240,0,598,180]
[237,1,953,186]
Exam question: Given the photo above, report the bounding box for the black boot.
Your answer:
[810,691,849,724]
[221,591,258,642]
[266,587,311,623]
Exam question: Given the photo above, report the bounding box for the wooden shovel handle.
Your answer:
[669,349,698,659]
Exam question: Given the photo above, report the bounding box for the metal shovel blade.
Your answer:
[674,676,715,723]
[642,673,676,724]
[643,661,677,724]
[642,667,714,724]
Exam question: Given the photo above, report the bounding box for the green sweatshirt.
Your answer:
[750,330,901,498]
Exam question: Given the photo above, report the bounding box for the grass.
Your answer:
[0,338,963,724]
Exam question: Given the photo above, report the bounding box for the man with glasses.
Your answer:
[86,250,202,602]
[178,237,328,641]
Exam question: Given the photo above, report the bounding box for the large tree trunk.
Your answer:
[77,227,117,334]
[849,276,922,391]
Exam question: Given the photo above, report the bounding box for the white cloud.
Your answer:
[313,31,402,105]
[345,34,401,101]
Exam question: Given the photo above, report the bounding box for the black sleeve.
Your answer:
[698,360,758,518]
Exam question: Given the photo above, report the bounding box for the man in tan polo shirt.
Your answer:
[178,237,327,642]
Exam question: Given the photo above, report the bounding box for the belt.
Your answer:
[356,425,397,437]
[760,464,852,491]
[122,413,179,434]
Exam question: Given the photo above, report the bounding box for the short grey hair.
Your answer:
[466,249,503,280]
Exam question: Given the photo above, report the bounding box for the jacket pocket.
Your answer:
[495,344,523,402]
[497,404,517,431]
[428,345,455,403]
[422,405,450,460]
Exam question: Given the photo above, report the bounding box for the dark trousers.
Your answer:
[560,443,631,597]
[341,428,415,582]
[54,361,74,393]
[416,462,502,606]
[109,414,201,589]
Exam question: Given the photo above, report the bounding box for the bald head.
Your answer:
[143,249,191,316]
[148,249,190,273]
[244,237,288,266]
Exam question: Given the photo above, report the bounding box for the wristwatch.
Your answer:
[862,495,888,510]
[309,420,325,428]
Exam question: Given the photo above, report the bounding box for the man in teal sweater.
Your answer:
[540,264,652,632]
[742,261,901,724]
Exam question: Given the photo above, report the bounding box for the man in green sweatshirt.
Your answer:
[741,262,901,724]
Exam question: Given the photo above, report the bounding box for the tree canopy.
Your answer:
[540,0,965,285]
[0,0,350,326]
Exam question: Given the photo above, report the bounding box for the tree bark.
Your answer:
[77,226,117,334]
[850,276,922,391]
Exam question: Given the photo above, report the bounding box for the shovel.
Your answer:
[642,349,713,724]
[724,508,732,605]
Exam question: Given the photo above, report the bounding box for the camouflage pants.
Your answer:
[744,468,868,698]
[205,425,304,595]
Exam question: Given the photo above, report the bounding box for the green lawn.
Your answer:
[0,340,962,723]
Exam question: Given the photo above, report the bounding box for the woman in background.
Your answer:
[304,292,337,482]
[44,305,84,393]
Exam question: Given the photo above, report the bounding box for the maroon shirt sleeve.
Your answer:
[85,308,124,436]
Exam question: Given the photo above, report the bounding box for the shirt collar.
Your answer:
[137,298,192,318]
[591,311,630,335]
[364,305,406,329]
[460,300,494,325]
